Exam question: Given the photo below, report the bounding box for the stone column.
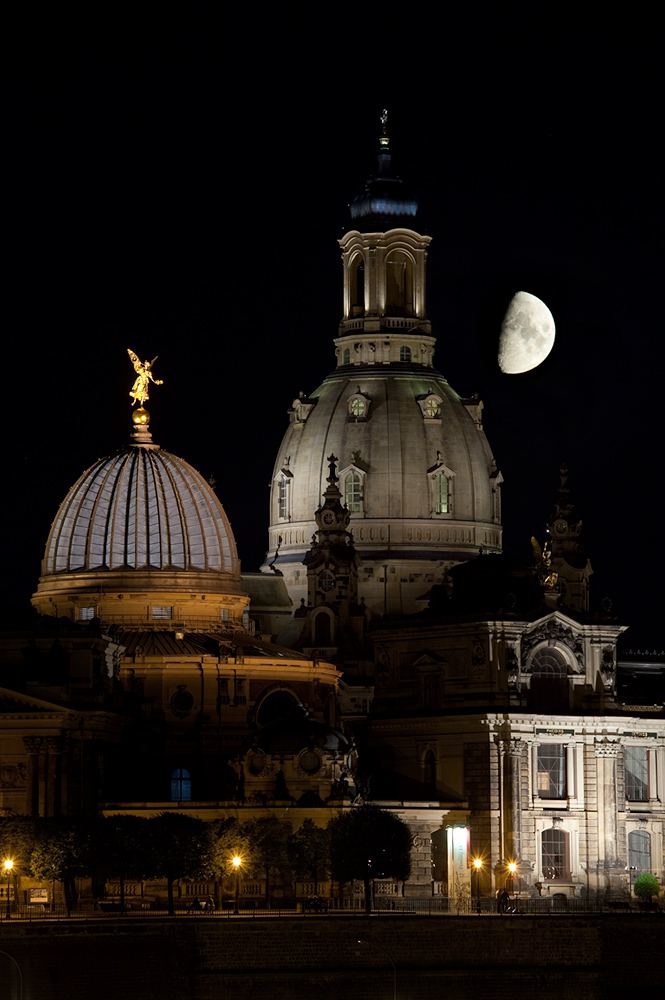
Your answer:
[504,738,525,863]
[22,737,43,816]
[595,739,621,894]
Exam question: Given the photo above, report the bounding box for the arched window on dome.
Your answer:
[433,473,449,514]
[399,345,412,362]
[343,348,351,365]
[171,768,191,802]
[347,391,371,422]
[385,249,414,316]
[349,254,365,317]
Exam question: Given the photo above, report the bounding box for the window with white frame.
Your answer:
[276,474,291,519]
[432,472,449,513]
[344,471,363,512]
[625,747,649,801]
[542,828,569,880]
[537,744,567,799]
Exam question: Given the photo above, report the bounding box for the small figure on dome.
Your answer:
[127,349,164,406]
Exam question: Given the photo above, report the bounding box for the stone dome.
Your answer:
[33,417,247,624]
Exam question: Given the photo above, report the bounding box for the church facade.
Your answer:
[1,116,663,909]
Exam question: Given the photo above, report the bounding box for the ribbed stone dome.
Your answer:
[42,445,238,576]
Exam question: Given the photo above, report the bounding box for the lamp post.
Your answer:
[4,861,13,920]
[473,858,482,914]
[232,856,241,915]
[357,938,396,1000]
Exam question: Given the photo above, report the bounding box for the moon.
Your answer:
[498,291,555,373]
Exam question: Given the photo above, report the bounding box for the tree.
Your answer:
[289,819,330,894]
[102,815,151,910]
[0,816,40,912]
[30,818,97,914]
[144,813,215,915]
[243,815,292,908]
[328,805,412,913]
[633,872,660,902]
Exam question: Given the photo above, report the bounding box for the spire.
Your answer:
[348,110,418,227]
[545,465,593,612]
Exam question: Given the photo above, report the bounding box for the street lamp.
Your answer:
[3,860,13,920]
[473,858,482,914]
[232,856,241,915]
[357,938,396,1000]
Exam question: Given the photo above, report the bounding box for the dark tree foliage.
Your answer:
[145,812,215,915]
[102,815,151,910]
[30,818,102,914]
[328,805,412,912]
[243,815,292,908]
[288,819,330,893]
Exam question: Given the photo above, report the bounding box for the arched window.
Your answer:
[313,610,332,645]
[400,345,411,362]
[542,828,569,881]
[628,830,651,880]
[257,690,299,726]
[349,254,365,317]
[277,475,291,519]
[433,473,449,514]
[344,472,362,512]
[343,347,351,365]
[171,768,191,802]
[385,250,414,316]
[529,647,569,712]
[423,396,441,418]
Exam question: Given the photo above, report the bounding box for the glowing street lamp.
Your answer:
[473,858,483,915]
[3,860,13,920]
[232,856,241,915]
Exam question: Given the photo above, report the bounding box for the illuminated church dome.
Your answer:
[262,117,503,615]
[33,408,248,626]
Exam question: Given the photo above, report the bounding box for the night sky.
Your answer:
[3,13,662,650]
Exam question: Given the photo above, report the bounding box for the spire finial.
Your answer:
[379,108,389,151]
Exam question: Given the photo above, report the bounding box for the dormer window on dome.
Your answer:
[427,456,455,516]
[418,391,443,420]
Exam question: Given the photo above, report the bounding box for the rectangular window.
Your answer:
[152,606,173,620]
[278,479,288,518]
[625,747,649,801]
[78,606,95,621]
[542,829,569,880]
[537,744,567,799]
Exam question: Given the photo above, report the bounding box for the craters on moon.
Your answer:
[498,291,555,373]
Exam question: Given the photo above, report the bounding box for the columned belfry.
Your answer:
[264,111,503,615]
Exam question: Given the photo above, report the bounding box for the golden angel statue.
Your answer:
[127,349,164,406]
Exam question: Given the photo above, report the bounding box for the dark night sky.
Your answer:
[3,12,662,650]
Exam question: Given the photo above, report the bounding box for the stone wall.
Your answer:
[0,914,662,999]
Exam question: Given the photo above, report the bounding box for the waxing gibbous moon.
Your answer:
[498,291,555,373]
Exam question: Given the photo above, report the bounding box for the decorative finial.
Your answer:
[379,109,389,150]
[326,454,339,487]
[127,349,164,407]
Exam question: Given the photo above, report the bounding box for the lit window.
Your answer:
[171,768,191,802]
[537,745,567,799]
[343,348,351,364]
[625,748,649,801]
[350,398,367,418]
[78,606,95,621]
[542,828,569,880]
[400,346,411,362]
[220,608,229,623]
[344,472,362,512]
[423,396,441,418]
[628,830,651,879]
[278,477,289,519]
[152,606,173,620]
[433,473,449,514]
